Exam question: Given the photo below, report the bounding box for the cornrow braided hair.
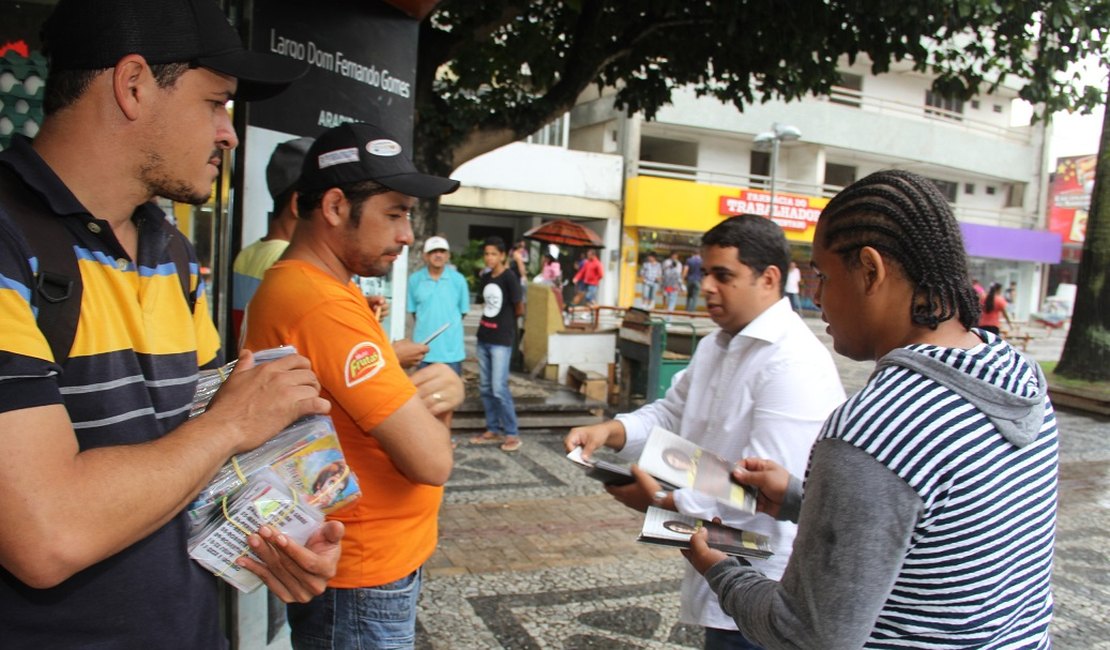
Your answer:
[819,170,980,330]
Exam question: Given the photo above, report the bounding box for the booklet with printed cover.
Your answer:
[565,446,679,490]
[188,468,324,593]
[637,506,773,559]
[637,426,758,514]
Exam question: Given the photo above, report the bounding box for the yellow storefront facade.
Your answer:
[619,176,830,309]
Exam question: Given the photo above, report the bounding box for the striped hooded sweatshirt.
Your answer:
[706,333,1057,649]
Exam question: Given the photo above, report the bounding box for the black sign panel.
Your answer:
[247,0,418,146]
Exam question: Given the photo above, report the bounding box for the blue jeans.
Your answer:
[704,626,763,650]
[288,569,422,650]
[584,283,598,304]
[685,281,700,311]
[476,340,519,436]
[664,287,679,312]
[642,280,660,307]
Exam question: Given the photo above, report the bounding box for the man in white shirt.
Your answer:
[784,261,802,312]
[565,215,845,650]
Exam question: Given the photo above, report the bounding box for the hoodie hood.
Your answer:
[875,333,1047,448]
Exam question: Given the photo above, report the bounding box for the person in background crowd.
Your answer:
[232,136,313,344]
[640,252,662,309]
[0,1,340,646]
[566,215,845,650]
[687,170,1057,649]
[979,281,1013,335]
[539,252,562,285]
[244,122,463,650]
[408,235,469,376]
[661,251,683,312]
[784,261,802,312]
[573,248,605,306]
[683,251,704,311]
[470,236,524,452]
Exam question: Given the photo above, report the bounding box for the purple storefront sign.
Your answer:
[960,222,1062,264]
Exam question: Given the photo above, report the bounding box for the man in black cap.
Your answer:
[244,121,462,650]
[0,1,341,647]
[232,136,314,344]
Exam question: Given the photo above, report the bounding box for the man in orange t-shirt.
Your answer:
[244,122,462,650]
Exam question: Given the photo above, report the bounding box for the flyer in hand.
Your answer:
[188,468,324,592]
[637,506,773,559]
[186,414,361,535]
[637,426,757,514]
[566,446,678,490]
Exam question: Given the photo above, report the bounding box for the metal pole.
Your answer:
[769,137,779,219]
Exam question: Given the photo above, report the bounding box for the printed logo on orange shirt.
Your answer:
[344,341,386,387]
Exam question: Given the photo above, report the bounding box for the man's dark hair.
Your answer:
[296,179,391,224]
[818,169,980,330]
[483,236,507,253]
[43,62,191,115]
[701,214,790,296]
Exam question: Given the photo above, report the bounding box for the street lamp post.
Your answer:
[753,123,802,219]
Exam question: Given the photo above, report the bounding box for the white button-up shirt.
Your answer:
[617,297,846,629]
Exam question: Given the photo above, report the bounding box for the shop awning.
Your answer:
[960,222,1062,264]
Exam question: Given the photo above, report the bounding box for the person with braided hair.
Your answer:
[686,170,1058,648]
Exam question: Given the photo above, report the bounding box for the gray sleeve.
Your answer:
[704,439,924,650]
[778,475,804,523]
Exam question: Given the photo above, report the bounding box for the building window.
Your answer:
[1006,183,1025,208]
[970,99,980,110]
[830,72,863,107]
[993,104,1003,113]
[750,150,771,186]
[986,185,997,195]
[925,90,964,121]
[928,178,959,203]
[527,114,568,147]
[824,162,857,188]
[964,183,975,194]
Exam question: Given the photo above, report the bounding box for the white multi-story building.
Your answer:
[442,55,1060,319]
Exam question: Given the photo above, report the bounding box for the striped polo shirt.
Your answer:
[0,136,225,648]
[821,338,1057,648]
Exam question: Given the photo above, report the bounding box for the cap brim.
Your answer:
[378,173,461,199]
[196,50,309,101]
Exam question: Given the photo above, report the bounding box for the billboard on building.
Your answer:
[1047,154,1096,245]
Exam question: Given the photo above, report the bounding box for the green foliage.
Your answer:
[415,0,1110,176]
[453,239,490,293]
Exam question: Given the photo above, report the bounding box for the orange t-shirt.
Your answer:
[978,295,1008,329]
[243,260,439,588]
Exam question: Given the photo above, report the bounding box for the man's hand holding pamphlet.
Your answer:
[637,426,758,514]
[185,346,361,590]
[566,425,757,514]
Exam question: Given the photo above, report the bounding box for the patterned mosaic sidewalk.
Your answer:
[416,410,1110,649]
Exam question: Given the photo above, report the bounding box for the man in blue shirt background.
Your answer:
[408,235,470,375]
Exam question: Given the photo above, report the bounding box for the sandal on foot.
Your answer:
[499,437,523,452]
[469,431,504,445]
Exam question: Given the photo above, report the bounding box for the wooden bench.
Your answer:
[567,365,609,403]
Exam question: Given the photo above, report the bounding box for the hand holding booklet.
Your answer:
[566,446,678,490]
[638,506,772,559]
[636,426,758,514]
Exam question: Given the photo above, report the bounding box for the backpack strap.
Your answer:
[0,163,198,367]
[166,226,198,313]
[0,162,83,366]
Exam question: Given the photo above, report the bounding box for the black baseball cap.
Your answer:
[299,122,460,199]
[267,137,315,202]
[41,0,308,101]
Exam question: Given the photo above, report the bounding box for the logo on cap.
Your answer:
[344,341,386,387]
[367,139,402,157]
[318,148,360,170]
